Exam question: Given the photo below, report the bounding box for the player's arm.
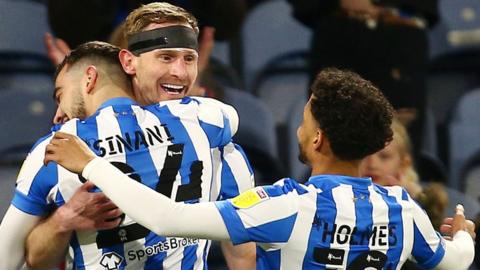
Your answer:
[25,183,122,270]
[45,132,231,240]
[44,132,293,246]
[433,205,475,270]
[410,200,475,270]
[215,143,256,269]
[0,205,41,269]
[192,97,257,268]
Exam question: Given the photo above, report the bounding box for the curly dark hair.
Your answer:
[310,68,394,160]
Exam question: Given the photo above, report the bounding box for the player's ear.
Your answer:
[313,129,324,151]
[119,49,137,75]
[84,66,98,94]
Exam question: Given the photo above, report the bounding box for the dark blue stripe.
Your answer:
[347,188,373,265]
[418,234,445,269]
[144,233,165,270]
[151,105,199,186]
[199,116,231,148]
[113,105,158,189]
[218,145,240,200]
[12,189,52,215]
[411,223,441,268]
[378,186,404,269]
[201,240,210,270]
[257,247,281,270]
[302,186,338,269]
[13,161,58,215]
[181,244,197,270]
[76,113,100,156]
[245,213,297,243]
[214,201,251,244]
[71,233,86,270]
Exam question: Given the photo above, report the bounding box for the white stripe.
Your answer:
[193,96,239,135]
[209,148,223,200]
[387,187,414,270]
[164,237,186,270]
[238,192,299,230]
[57,121,82,204]
[193,239,208,270]
[281,185,318,269]
[368,185,390,254]
[15,135,53,195]
[166,102,213,202]
[332,184,356,269]
[222,143,254,193]
[75,231,102,270]
[133,107,170,198]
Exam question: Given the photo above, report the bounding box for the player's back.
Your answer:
[15,97,235,269]
[240,175,444,269]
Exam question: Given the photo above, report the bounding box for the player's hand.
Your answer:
[440,204,476,240]
[44,33,70,66]
[44,132,96,174]
[340,0,381,17]
[198,26,215,74]
[54,181,122,231]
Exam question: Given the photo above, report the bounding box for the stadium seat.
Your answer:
[240,0,311,90]
[253,51,310,126]
[460,151,480,201]
[443,186,480,219]
[0,165,20,221]
[429,0,480,58]
[286,95,310,181]
[0,0,51,56]
[0,88,55,162]
[0,0,54,92]
[223,87,284,184]
[448,89,480,189]
[427,0,480,138]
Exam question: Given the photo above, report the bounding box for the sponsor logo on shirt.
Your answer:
[100,252,123,270]
[127,237,199,261]
[230,187,270,209]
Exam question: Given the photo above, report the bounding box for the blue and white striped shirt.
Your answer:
[216,175,445,269]
[13,97,254,270]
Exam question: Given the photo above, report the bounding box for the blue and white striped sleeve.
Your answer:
[194,97,239,148]
[217,142,254,199]
[410,198,445,269]
[12,134,58,216]
[214,182,299,245]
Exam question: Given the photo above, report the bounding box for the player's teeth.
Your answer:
[163,84,183,89]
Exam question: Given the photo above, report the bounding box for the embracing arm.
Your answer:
[434,205,475,270]
[25,209,72,270]
[81,157,230,240]
[0,205,41,269]
[25,182,122,270]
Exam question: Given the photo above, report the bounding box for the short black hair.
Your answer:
[54,41,124,82]
[310,68,394,160]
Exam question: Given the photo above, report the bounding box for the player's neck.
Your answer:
[85,85,135,117]
[310,157,361,178]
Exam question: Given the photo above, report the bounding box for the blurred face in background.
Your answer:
[360,139,407,186]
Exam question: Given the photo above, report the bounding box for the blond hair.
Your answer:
[391,117,421,197]
[124,2,199,41]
